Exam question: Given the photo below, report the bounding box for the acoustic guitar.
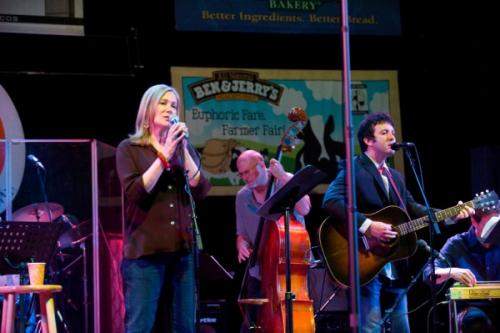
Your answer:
[319,190,498,287]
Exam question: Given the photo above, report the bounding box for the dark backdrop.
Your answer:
[1,1,498,332]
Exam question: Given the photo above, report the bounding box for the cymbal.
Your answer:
[12,202,64,222]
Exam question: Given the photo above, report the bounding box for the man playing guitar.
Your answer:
[321,112,474,333]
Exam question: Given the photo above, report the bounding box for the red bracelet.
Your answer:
[157,152,171,169]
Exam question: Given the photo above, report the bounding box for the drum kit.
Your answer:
[11,202,90,332]
[12,202,64,223]
[11,202,90,248]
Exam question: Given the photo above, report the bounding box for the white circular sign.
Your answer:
[0,84,25,214]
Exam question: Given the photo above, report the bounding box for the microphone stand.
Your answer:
[179,142,203,333]
[35,165,53,222]
[379,256,428,332]
[30,162,53,330]
[339,0,362,331]
[403,148,440,333]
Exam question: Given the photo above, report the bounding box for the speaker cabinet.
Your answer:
[309,267,349,332]
[315,311,349,333]
[309,266,348,312]
[200,300,227,333]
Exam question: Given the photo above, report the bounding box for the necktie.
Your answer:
[378,166,401,280]
[379,166,406,210]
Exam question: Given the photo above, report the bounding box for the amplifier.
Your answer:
[200,300,227,333]
[315,311,349,333]
[309,266,348,312]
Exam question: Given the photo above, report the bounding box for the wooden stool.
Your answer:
[0,284,62,333]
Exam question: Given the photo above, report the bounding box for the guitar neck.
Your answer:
[398,200,475,235]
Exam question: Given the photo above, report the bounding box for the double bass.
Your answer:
[238,107,315,333]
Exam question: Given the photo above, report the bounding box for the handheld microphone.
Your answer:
[169,115,189,138]
[390,142,415,151]
[417,239,446,261]
[27,154,45,170]
[169,115,180,125]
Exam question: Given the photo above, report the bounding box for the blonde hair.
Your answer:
[129,84,181,145]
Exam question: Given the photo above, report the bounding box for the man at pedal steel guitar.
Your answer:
[322,112,474,333]
[423,202,500,333]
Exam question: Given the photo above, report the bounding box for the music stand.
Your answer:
[257,165,327,333]
[0,221,66,275]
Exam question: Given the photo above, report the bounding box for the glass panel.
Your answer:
[0,139,123,333]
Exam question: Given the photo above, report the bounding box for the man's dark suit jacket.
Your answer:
[322,153,429,282]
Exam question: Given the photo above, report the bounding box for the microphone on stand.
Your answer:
[390,142,414,151]
[27,154,52,222]
[169,115,179,125]
[417,239,446,261]
[169,115,189,138]
[27,154,45,170]
[169,115,187,168]
[391,142,414,151]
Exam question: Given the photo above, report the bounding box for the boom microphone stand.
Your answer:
[24,155,51,330]
[379,262,425,332]
[398,144,441,333]
[28,154,52,222]
[379,240,445,332]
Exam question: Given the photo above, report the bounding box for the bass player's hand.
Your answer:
[237,235,253,263]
